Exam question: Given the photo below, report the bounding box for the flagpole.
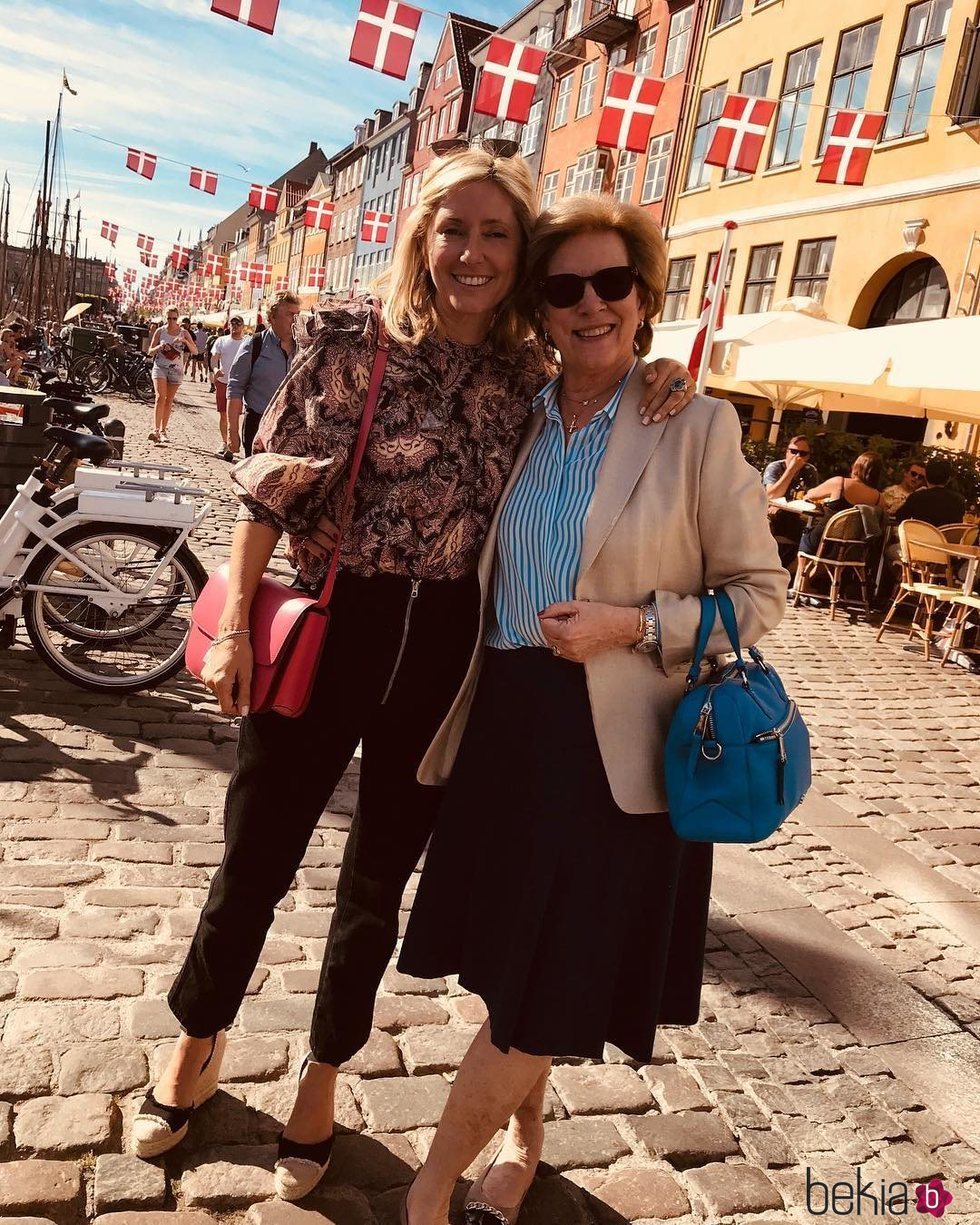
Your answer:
[695,220,737,395]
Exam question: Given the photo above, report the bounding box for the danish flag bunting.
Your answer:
[204,253,226,277]
[249,184,279,211]
[818,109,885,185]
[172,244,192,270]
[361,211,392,243]
[274,275,289,292]
[597,71,664,153]
[139,251,158,268]
[189,167,219,195]
[304,200,336,231]
[350,0,423,79]
[137,234,154,253]
[474,37,547,124]
[687,252,727,380]
[100,220,119,244]
[247,262,273,286]
[126,148,157,179]
[307,266,327,289]
[705,94,777,174]
[210,0,280,35]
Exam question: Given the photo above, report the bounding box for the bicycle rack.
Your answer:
[114,480,209,505]
[104,460,191,479]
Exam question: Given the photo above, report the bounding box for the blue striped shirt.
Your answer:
[487,363,636,650]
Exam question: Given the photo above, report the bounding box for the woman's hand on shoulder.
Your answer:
[640,359,696,426]
[537,600,639,663]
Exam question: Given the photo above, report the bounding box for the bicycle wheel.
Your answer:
[133,363,155,403]
[23,522,208,694]
[70,354,112,394]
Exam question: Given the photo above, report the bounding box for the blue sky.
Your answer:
[1,0,498,278]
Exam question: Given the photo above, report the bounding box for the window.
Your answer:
[567,0,586,38]
[444,57,455,80]
[885,0,953,138]
[564,164,576,195]
[662,257,694,320]
[613,151,638,201]
[640,131,672,203]
[792,238,835,303]
[713,0,742,29]
[449,97,462,131]
[532,21,555,48]
[701,247,736,300]
[577,61,599,117]
[724,62,772,178]
[553,73,574,127]
[769,42,821,168]
[820,20,882,152]
[540,170,560,208]
[664,6,693,77]
[948,17,980,125]
[685,84,726,189]
[436,106,447,138]
[567,149,609,195]
[521,100,545,156]
[635,25,659,75]
[604,43,630,100]
[742,243,781,312]
[434,64,444,88]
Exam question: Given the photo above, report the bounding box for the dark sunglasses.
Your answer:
[540,265,638,310]
[431,137,521,159]
[909,470,926,480]
[787,446,810,457]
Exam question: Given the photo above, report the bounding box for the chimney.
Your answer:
[309,141,319,154]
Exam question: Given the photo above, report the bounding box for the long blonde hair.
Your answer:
[375,148,537,355]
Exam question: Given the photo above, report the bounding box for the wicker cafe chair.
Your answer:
[940,522,980,546]
[792,507,877,620]
[876,520,961,661]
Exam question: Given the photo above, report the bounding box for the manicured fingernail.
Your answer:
[652,413,662,423]
[669,410,677,417]
[241,706,249,717]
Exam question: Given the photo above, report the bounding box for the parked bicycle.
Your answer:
[70,334,154,403]
[0,399,210,693]
[21,336,73,387]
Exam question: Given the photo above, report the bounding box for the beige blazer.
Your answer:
[419,363,789,813]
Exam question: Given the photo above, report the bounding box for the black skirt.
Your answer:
[398,647,713,1062]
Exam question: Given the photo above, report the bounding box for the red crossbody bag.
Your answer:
[185,323,389,717]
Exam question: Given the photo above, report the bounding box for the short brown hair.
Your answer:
[266,290,300,320]
[526,194,667,358]
[852,450,884,489]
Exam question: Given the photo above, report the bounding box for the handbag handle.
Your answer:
[312,311,389,612]
[684,589,746,689]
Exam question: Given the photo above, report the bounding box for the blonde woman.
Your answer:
[132,147,695,1200]
[147,306,198,443]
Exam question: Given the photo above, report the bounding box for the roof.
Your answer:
[447,11,495,90]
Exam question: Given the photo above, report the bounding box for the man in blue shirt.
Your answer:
[228,291,301,455]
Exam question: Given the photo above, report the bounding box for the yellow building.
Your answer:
[665,0,980,448]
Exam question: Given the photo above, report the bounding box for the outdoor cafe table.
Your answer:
[941,542,980,597]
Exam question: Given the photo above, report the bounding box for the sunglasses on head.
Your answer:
[540,265,638,310]
[431,137,521,159]
[787,446,810,456]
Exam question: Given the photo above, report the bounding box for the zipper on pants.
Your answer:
[380,579,421,705]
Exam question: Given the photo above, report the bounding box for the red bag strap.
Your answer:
[313,309,389,611]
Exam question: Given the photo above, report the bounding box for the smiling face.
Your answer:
[540,229,642,382]
[426,181,522,343]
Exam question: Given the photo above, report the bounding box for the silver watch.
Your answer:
[633,603,660,654]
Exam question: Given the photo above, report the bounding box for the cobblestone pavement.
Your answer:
[2,382,980,1225]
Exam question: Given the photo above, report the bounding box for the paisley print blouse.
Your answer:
[232,300,549,585]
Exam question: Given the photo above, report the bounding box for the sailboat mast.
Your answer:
[0,177,9,315]
[33,119,52,320]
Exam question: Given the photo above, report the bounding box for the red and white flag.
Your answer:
[350,0,422,79]
[204,253,226,277]
[100,220,119,244]
[818,109,885,185]
[189,167,219,195]
[304,200,336,231]
[172,244,192,270]
[361,211,392,243]
[249,183,279,211]
[687,252,727,380]
[137,233,154,252]
[247,262,273,286]
[705,94,777,174]
[139,251,158,268]
[126,148,157,179]
[474,37,547,124]
[597,71,664,153]
[274,275,289,292]
[210,0,279,35]
[307,266,326,289]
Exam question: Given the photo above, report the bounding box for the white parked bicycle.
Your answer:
[0,418,211,693]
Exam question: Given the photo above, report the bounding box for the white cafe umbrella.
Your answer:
[63,302,92,323]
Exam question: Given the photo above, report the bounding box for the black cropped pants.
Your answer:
[168,570,479,1064]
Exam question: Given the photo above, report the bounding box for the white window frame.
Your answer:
[640,131,672,203]
[613,151,638,202]
[540,170,560,208]
[553,73,573,127]
[635,25,659,76]
[521,99,545,156]
[664,6,693,77]
[577,60,599,118]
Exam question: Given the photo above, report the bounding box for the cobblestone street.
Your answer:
[2,382,980,1225]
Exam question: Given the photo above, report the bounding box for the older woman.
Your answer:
[132,148,694,1200]
[397,196,787,1225]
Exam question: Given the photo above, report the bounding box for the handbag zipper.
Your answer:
[752,701,799,804]
[380,579,421,705]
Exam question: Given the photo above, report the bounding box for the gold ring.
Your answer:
[552,646,561,657]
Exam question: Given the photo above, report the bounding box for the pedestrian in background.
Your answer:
[147,307,197,443]
[227,291,300,457]
[211,316,247,461]
[192,321,209,382]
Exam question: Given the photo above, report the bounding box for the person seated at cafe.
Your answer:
[800,451,884,556]
[881,461,927,517]
[894,457,965,528]
[763,436,820,570]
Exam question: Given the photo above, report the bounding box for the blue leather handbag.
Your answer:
[664,590,811,843]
